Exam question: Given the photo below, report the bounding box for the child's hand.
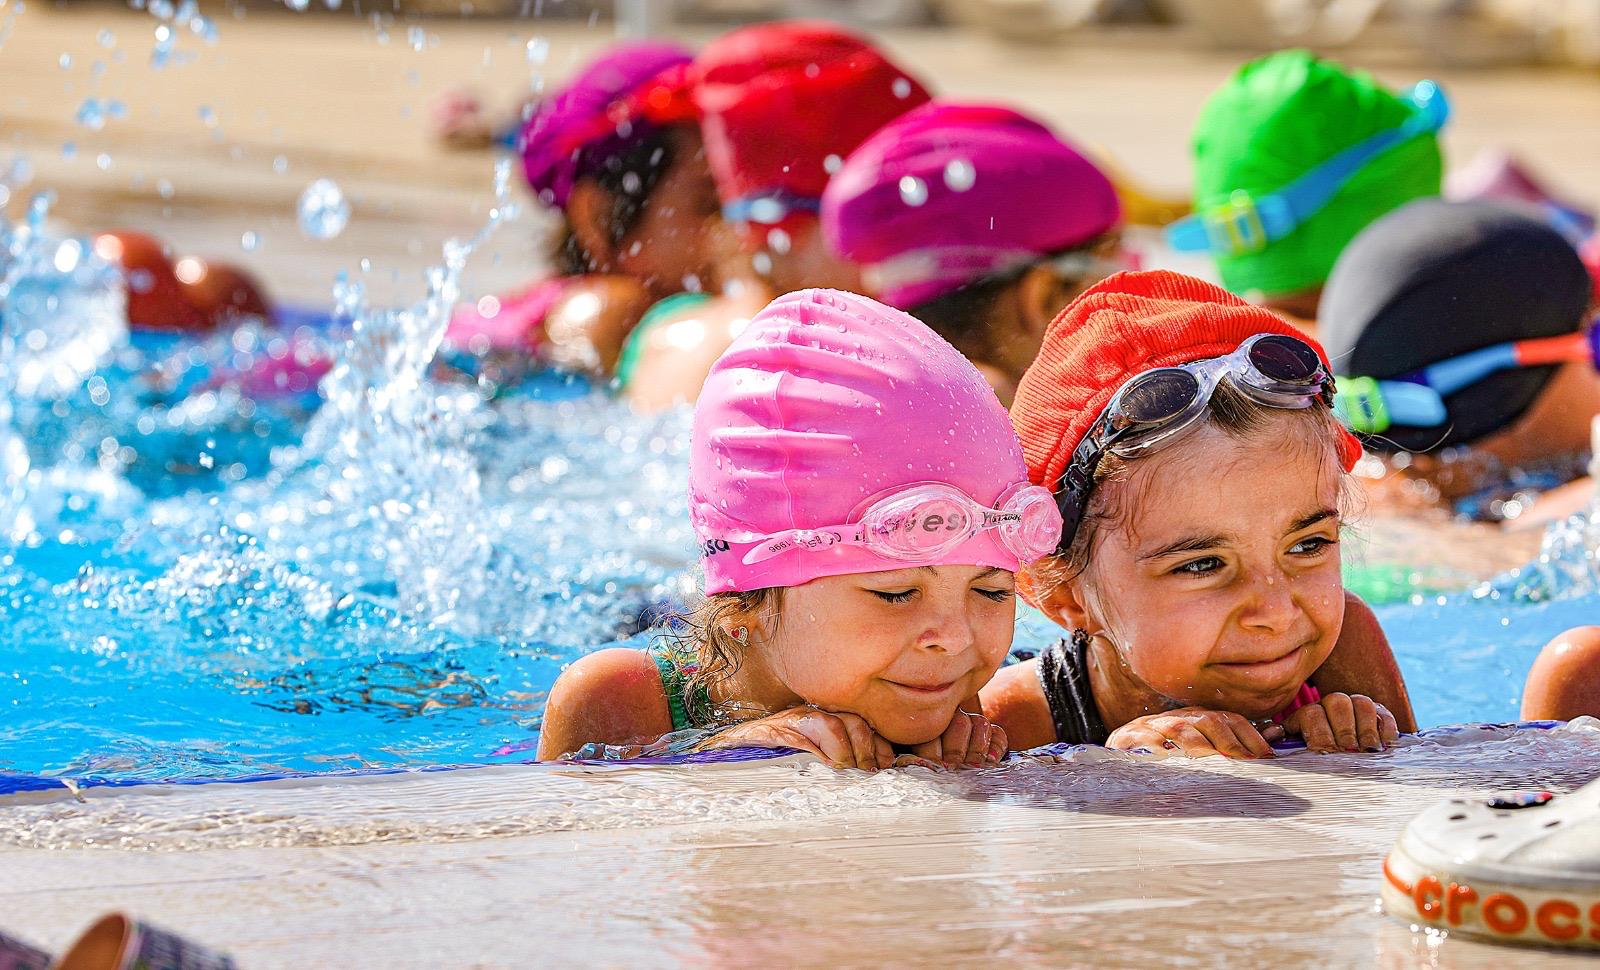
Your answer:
[698,708,895,770]
[906,710,1007,768]
[1277,692,1398,753]
[1105,707,1274,759]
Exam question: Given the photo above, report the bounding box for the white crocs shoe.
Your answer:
[1383,775,1600,949]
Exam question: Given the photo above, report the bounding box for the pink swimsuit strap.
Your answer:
[1269,683,1322,725]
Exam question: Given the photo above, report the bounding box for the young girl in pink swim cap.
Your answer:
[537,289,1062,768]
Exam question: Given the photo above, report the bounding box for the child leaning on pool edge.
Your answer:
[983,270,1418,758]
[538,288,1063,768]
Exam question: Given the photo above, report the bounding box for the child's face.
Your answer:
[1075,419,1346,719]
[617,128,725,297]
[763,565,1017,745]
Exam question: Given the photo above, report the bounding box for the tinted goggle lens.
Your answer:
[1248,335,1322,384]
[1115,370,1200,426]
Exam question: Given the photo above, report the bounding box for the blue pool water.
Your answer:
[4,216,1600,785]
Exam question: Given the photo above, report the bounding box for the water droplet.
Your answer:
[892,77,913,99]
[525,36,549,64]
[97,29,116,47]
[61,142,77,160]
[75,98,107,131]
[156,178,175,199]
[747,198,785,225]
[297,178,350,240]
[943,158,976,192]
[95,153,112,172]
[898,175,928,207]
[58,53,72,69]
[198,105,217,127]
[283,0,310,11]
[272,155,289,174]
[408,26,425,51]
[240,230,261,252]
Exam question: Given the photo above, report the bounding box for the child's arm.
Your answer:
[1309,591,1417,733]
[535,648,676,761]
[979,660,1060,752]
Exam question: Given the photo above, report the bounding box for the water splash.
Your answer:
[1490,498,1600,603]
[0,190,128,540]
[294,159,521,627]
[1482,431,1600,603]
[0,192,128,399]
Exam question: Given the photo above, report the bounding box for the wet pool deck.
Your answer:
[7,8,1600,967]
[6,724,1600,967]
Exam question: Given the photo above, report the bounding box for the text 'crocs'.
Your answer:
[1382,775,1600,949]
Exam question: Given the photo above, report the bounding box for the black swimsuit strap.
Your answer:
[1036,630,1111,746]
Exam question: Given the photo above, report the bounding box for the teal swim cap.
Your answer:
[1191,50,1444,298]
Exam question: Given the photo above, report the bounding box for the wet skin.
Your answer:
[719,565,1019,747]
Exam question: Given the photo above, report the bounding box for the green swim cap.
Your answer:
[1191,50,1443,298]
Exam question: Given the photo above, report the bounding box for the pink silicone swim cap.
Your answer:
[822,101,1121,308]
[690,288,1036,594]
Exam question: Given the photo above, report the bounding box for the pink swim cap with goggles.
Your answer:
[690,288,1061,595]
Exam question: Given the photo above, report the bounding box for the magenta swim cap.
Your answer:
[690,288,1042,594]
[518,41,693,207]
[821,101,1121,309]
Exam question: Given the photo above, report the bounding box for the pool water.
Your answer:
[5,214,1600,785]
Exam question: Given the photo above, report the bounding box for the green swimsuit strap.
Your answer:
[612,292,714,392]
[650,650,694,733]
[648,644,715,733]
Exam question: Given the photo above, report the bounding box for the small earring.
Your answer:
[731,626,749,643]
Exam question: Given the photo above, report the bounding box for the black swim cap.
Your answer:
[1321,199,1592,452]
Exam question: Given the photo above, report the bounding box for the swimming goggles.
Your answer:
[1334,325,1600,435]
[740,481,1063,567]
[722,189,823,226]
[1054,333,1335,553]
[1165,80,1451,258]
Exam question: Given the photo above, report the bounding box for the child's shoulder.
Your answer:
[980,657,1058,751]
[536,647,675,759]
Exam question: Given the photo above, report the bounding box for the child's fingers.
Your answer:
[960,718,994,766]
[1188,713,1262,759]
[985,723,1008,765]
[1294,705,1337,752]
[1377,704,1399,744]
[1158,720,1221,758]
[873,733,895,770]
[1321,692,1359,751]
[1226,716,1275,759]
[940,713,976,766]
[1105,726,1167,753]
[1351,694,1383,752]
[793,712,857,767]
[835,712,886,771]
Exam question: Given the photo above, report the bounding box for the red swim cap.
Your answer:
[1011,269,1362,492]
[689,21,931,239]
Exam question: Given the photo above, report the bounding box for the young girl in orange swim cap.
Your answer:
[984,270,1416,757]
